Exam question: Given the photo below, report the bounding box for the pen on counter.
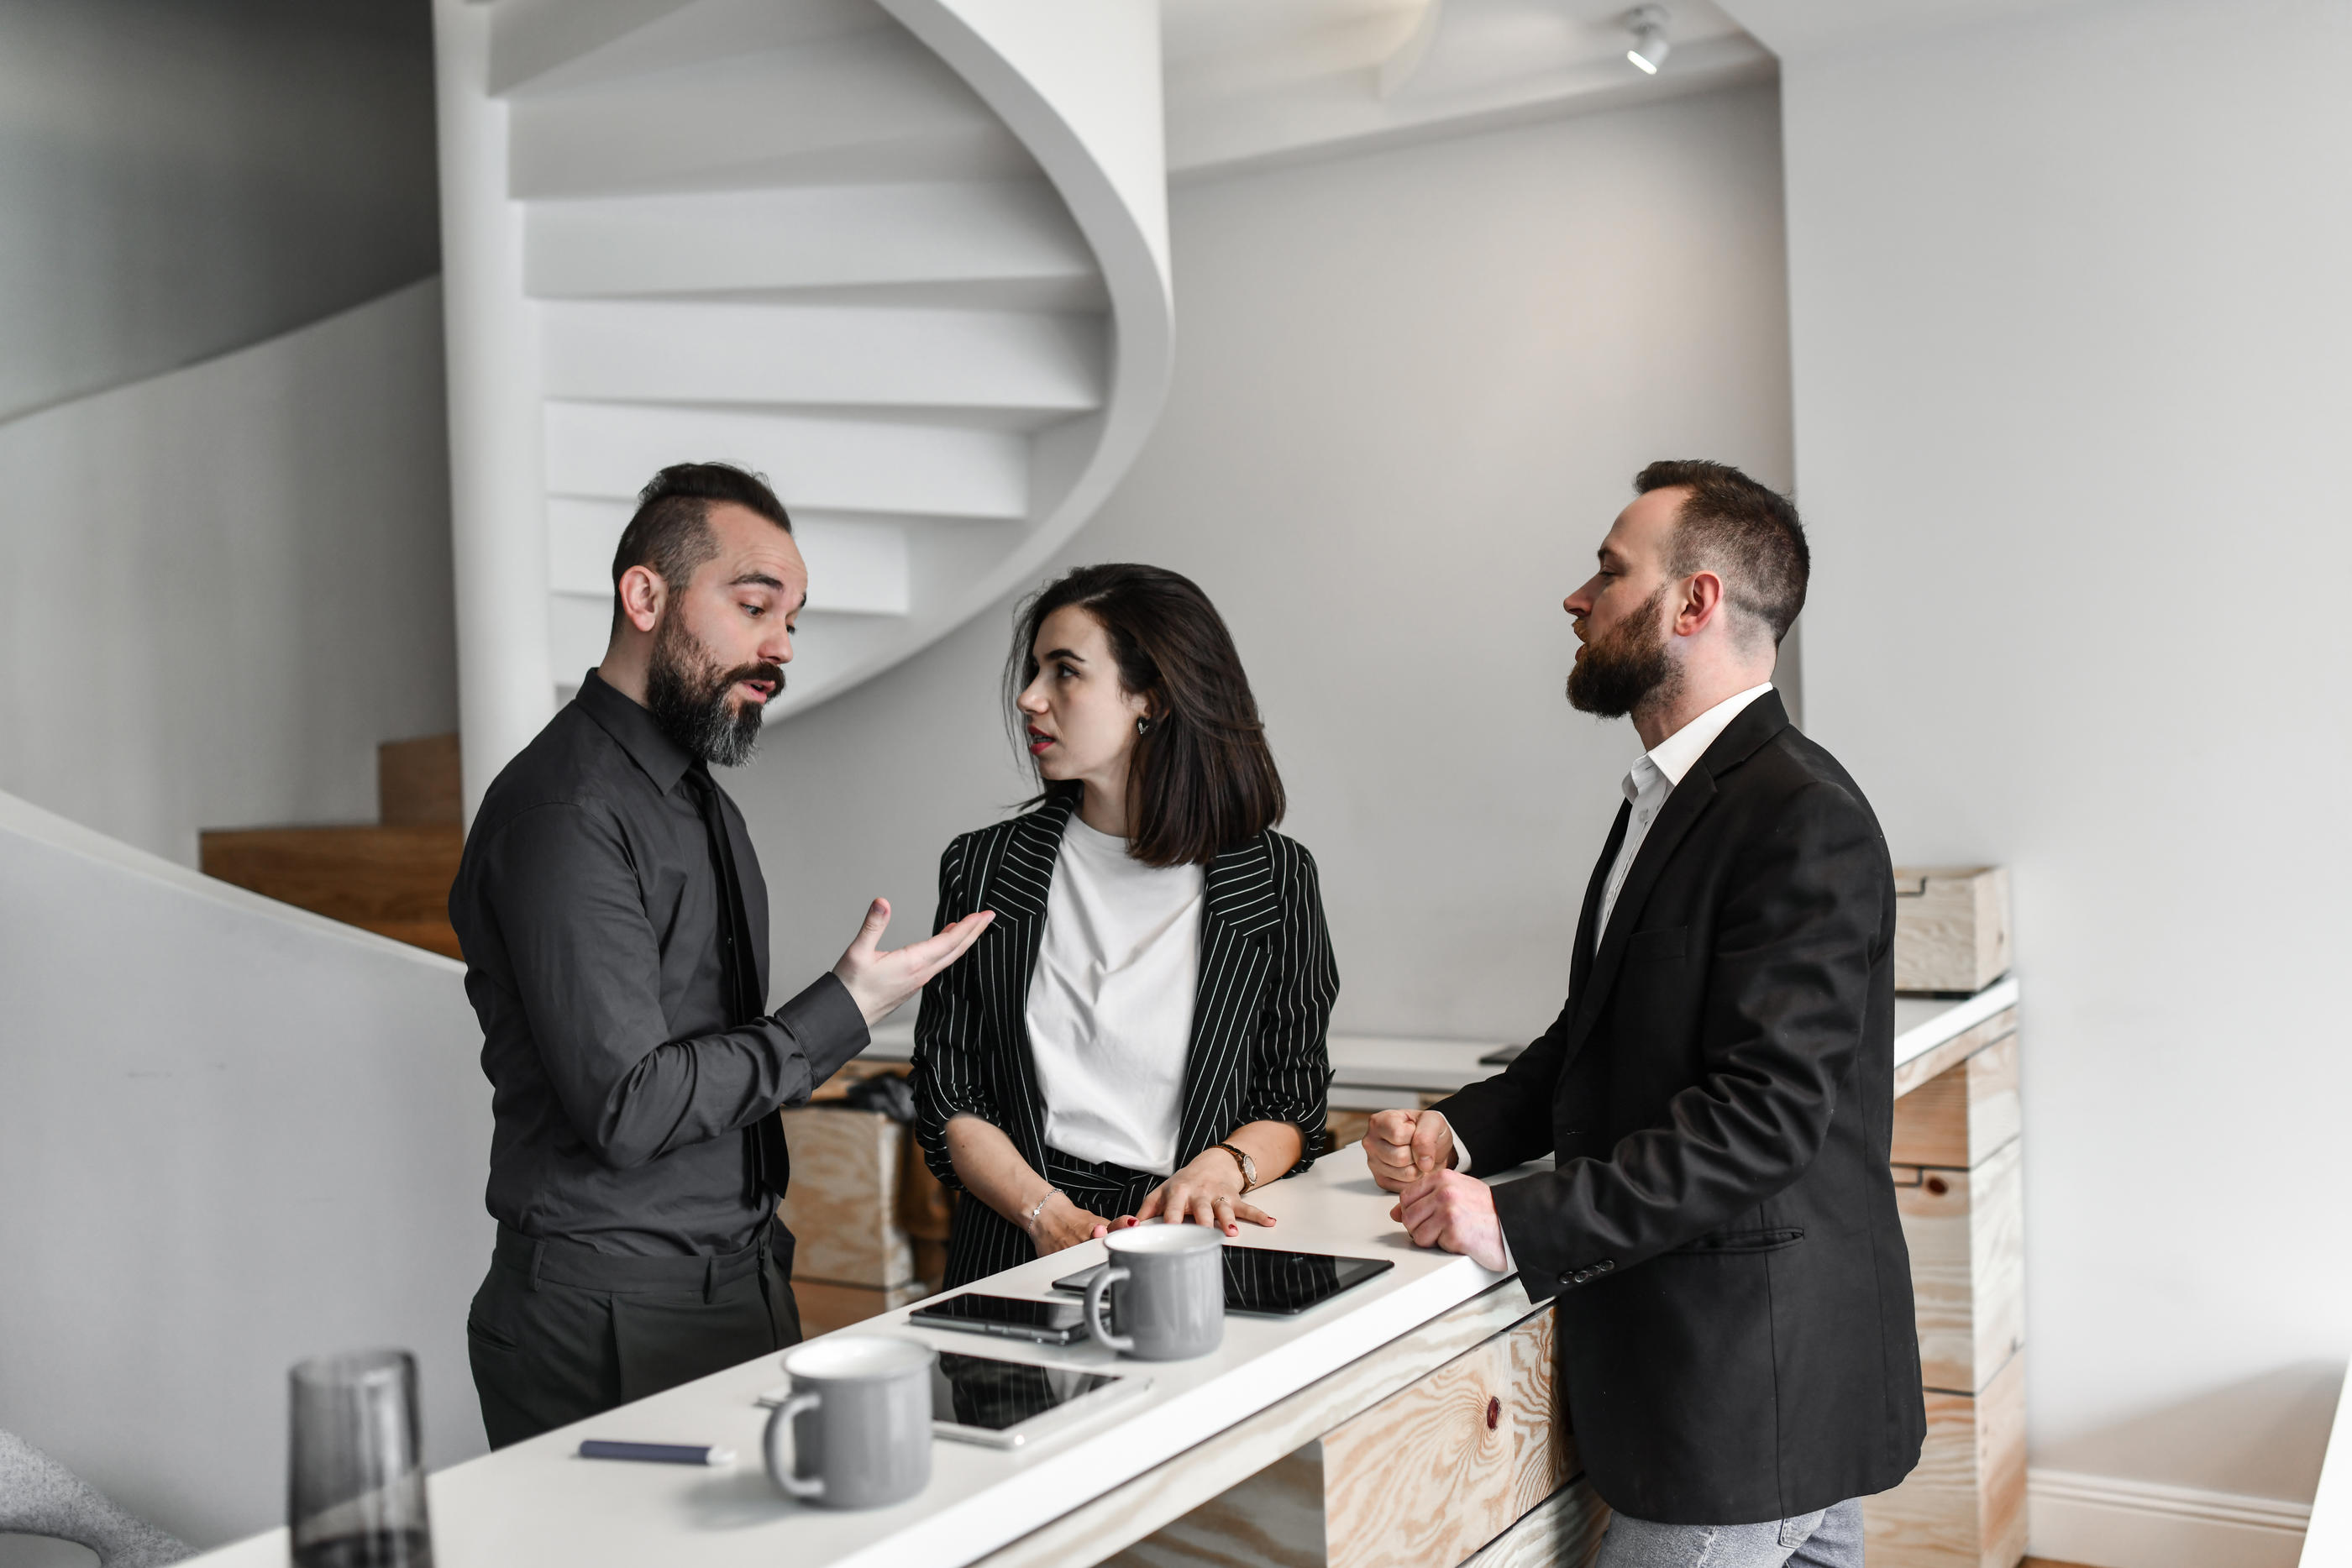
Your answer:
[577,1440,736,1467]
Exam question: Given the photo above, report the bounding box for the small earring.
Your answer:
[1136,716,1150,735]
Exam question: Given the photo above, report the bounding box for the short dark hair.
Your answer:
[1634,459,1809,645]
[610,462,793,632]
[1006,564,1284,868]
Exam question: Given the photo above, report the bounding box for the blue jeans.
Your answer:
[1593,1497,1864,1568]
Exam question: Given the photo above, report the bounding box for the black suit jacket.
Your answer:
[911,789,1338,1287]
[1435,690,1924,1524]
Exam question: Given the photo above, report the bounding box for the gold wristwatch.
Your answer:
[1215,1141,1259,1193]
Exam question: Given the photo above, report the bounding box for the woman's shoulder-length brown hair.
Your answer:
[1005,564,1284,868]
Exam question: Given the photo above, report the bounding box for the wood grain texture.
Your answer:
[1103,1446,1330,1568]
[378,732,461,826]
[1458,1478,1609,1568]
[776,1107,915,1287]
[973,1282,1545,1568]
[1892,1030,2021,1169]
[1863,1350,2027,1568]
[199,823,464,957]
[790,1277,930,1337]
[1895,1137,2024,1396]
[1893,1008,2018,1104]
[1891,866,2012,994]
[1320,1308,1565,1568]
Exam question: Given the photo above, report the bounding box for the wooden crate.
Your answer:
[1867,1006,2027,1568]
[777,1106,915,1290]
[1892,867,2012,994]
[792,1277,931,1338]
[1107,1308,1577,1568]
[1865,1352,2028,1568]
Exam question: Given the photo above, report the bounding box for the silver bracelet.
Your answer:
[1024,1188,1063,1231]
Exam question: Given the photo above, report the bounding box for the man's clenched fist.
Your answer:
[1362,1107,1457,1193]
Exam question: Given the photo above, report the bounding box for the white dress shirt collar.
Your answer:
[1630,681,1777,796]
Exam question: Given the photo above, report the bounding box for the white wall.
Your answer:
[0,790,490,1550]
[1772,0,2351,1506]
[0,0,438,422]
[740,84,1793,1040]
[0,280,459,865]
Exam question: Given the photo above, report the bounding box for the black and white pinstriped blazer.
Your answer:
[911,788,1338,1285]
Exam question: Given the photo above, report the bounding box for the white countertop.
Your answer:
[186,1148,1509,1568]
[869,974,2019,1097]
[2303,1366,2352,1565]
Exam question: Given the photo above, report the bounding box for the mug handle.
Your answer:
[764,1391,825,1501]
[1085,1265,1134,1352]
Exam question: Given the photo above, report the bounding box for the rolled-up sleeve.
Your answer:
[1238,840,1338,1172]
[484,800,867,1170]
[911,840,1002,1189]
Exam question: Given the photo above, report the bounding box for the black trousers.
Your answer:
[468,1220,802,1450]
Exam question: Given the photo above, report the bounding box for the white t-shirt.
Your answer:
[1023,814,1205,1174]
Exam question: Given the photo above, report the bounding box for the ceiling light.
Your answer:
[1626,5,1671,74]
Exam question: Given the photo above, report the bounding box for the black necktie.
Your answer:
[685,764,790,1209]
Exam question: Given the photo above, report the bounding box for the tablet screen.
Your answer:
[931,1351,1122,1433]
[1222,1247,1394,1315]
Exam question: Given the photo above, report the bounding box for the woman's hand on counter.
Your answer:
[1024,1192,1115,1254]
[1137,1155,1273,1238]
[1363,1109,1456,1193]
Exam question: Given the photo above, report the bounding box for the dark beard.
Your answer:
[644,613,781,768]
[1566,584,1679,719]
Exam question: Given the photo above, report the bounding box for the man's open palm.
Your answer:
[832,897,993,1025]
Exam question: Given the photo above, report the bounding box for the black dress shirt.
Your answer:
[449,670,868,1256]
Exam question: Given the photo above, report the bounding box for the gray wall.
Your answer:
[0,280,459,865]
[741,84,1795,1041]
[1778,0,2349,1502]
[0,0,438,423]
[0,792,489,1550]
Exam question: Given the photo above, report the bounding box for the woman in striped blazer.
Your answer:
[911,564,1338,1289]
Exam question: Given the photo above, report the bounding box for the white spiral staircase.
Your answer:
[431,0,1172,810]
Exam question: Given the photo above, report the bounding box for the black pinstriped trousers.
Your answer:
[942,1151,1162,1289]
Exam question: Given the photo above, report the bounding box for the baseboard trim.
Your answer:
[2029,1466,2310,1568]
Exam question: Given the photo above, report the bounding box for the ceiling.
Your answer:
[1158,0,1775,181]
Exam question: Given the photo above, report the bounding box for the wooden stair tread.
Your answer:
[201,824,463,929]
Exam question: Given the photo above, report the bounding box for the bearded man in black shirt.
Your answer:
[450,462,991,1448]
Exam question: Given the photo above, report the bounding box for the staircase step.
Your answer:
[540,301,1104,422]
[525,181,1100,310]
[199,826,464,960]
[378,734,462,826]
[508,29,1028,199]
[543,401,1030,520]
[493,0,885,98]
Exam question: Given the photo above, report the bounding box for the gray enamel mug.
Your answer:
[1084,1225,1225,1361]
[763,1337,933,1508]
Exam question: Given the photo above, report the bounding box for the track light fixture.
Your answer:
[1625,5,1671,74]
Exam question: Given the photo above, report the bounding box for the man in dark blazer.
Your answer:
[1368,460,1923,1566]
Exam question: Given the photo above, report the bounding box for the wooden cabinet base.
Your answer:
[1864,1350,2027,1568]
[790,1277,929,1337]
[1106,1306,1572,1568]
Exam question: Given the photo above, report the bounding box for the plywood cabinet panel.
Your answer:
[1892,1030,2020,1173]
[1320,1308,1566,1568]
[1863,1351,2026,1568]
[1896,1135,2023,1396]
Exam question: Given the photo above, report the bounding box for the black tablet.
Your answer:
[1053,1246,1395,1317]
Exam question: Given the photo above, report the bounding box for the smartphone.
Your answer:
[906,1292,1090,1346]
